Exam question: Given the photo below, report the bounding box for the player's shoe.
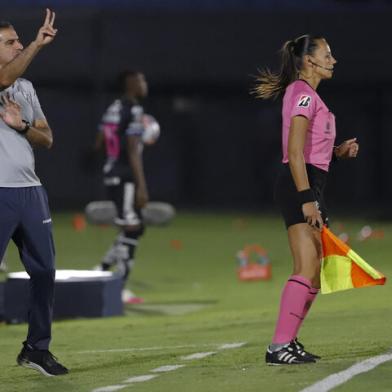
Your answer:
[265,342,316,365]
[122,289,144,304]
[293,338,321,360]
[92,264,103,271]
[92,262,114,272]
[17,343,68,376]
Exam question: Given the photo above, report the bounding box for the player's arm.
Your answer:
[126,135,149,208]
[0,9,57,90]
[288,115,322,230]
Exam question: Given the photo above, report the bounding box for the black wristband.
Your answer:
[297,188,316,205]
[16,120,31,135]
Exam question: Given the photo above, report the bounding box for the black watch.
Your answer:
[17,120,31,135]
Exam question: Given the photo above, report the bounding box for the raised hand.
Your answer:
[35,8,57,47]
[0,94,24,131]
[334,138,359,159]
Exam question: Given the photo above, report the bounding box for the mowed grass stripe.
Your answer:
[0,212,391,392]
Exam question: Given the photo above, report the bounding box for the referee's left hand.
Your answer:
[334,138,359,159]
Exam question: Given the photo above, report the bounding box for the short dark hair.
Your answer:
[117,70,141,92]
[0,21,13,30]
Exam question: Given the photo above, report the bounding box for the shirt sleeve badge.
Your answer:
[297,95,311,107]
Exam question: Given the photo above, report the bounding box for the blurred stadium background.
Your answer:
[1,1,392,391]
[2,0,392,214]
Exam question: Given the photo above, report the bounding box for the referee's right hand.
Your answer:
[302,202,323,231]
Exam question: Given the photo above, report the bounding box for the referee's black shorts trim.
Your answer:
[274,163,329,229]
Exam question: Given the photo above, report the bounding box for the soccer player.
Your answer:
[0,10,68,375]
[95,71,150,303]
[254,35,359,365]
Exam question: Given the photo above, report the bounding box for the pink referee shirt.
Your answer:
[282,79,336,172]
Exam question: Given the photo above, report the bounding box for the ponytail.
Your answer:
[253,35,323,100]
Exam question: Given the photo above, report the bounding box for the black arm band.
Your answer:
[297,188,316,205]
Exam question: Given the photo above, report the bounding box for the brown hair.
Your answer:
[253,34,324,100]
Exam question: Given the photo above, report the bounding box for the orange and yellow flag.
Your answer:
[321,226,386,294]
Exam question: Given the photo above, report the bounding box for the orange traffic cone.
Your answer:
[72,214,86,231]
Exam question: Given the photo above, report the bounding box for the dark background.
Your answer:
[2,0,392,215]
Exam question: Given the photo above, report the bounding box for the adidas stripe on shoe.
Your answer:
[293,338,321,360]
[265,342,316,365]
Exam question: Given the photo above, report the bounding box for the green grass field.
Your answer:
[0,212,391,392]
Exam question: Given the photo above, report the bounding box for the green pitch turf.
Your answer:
[0,212,391,392]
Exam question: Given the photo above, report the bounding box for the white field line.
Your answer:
[79,341,247,354]
[123,375,158,383]
[91,342,247,392]
[218,342,247,350]
[151,365,185,373]
[181,351,217,360]
[92,385,128,392]
[300,350,392,392]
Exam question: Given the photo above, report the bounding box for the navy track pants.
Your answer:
[0,186,55,350]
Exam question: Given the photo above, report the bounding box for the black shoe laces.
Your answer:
[42,351,63,367]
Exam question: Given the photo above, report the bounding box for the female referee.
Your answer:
[255,35,359,365]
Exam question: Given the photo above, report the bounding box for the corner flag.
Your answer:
[320,226,386,294]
